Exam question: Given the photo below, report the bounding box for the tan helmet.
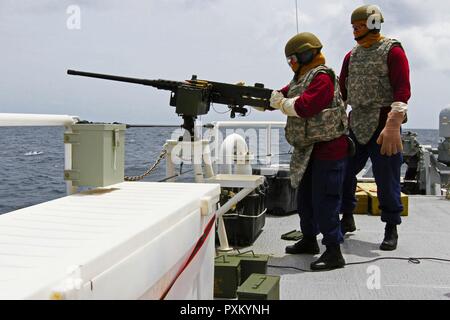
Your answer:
[351,4,384,24]
[284,32,323,57]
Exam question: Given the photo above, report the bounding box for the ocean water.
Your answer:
[0,126,439,215]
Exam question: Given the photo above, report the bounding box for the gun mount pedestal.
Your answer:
[181,115,196,140]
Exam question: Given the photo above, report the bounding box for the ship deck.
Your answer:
[246,196,450,300]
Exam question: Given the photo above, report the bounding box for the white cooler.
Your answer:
[0,182,220,300]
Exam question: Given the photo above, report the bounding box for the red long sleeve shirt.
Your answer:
[339,46,411,127]
[281,73,348,161]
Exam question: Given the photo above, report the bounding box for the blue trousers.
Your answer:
[341,129,403,225]
[297,158,346,246]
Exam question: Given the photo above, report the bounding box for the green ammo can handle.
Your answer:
[236,250,257,258]
[252,276,267,289]
[215,255,228,263]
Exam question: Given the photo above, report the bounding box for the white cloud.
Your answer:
[0,0,449,128]
[395,21,450,72]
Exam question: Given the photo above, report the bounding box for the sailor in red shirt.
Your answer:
[279,77,349,161]
[339,5,411,251]
[268,32,349,271]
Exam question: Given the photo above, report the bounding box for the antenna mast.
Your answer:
[295,0,299,33]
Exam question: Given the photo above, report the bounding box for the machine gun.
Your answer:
[67,70,274,138]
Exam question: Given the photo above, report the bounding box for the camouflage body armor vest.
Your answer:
[347,37,402,145]
[285,65,348,188]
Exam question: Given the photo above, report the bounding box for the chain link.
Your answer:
[124,146,168,182]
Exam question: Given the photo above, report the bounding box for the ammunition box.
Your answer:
[253,166,297,216]
[174,85,209,116]
[214,256,241,299]
[237,274,280,300]
[223,192,266,247]
[229,253,269,284]
[358,183,409,216]
[353,190,369,215]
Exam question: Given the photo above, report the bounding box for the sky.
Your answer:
[1,0,450,129]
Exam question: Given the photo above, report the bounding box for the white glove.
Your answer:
[391,102,408,114]
[279,98,299,117]
[270,91,299,117]
[270,91,284,109]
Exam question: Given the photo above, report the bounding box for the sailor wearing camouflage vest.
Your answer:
[339,5,411,251]
[269,32,349,271]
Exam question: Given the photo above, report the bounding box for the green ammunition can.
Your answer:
[237,274,280,300]
[214,255,241,299]
[229,252,269,284]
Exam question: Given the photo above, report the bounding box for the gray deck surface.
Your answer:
[246,196,450,300]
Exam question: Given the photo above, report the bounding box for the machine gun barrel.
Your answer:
[67,70,180,91]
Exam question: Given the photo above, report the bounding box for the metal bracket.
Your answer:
[64,133,80,144]
[64,170,80,183]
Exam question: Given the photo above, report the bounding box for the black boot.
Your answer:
[340,213,356,235]
[380,224,398,251]
[285,236,320,255]
[310,245,345,271]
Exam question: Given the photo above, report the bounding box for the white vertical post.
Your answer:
[434,184,442,196]
[216,214,233,252]
[202,141,215,179]
[424,149,431,195]
[193,141,204,183]
[214,123,220,167]
[266,124,272,166]
[165,140,177,182]
[64,125,78,195]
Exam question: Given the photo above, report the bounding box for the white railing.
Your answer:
[0,113,79,127]
[0,113,80,195]
[209,121,286,167]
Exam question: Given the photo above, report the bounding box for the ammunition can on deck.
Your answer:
[214,256,241,299]
[237,274,280,300]
[229,252,269,284]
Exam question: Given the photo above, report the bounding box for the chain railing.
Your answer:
[124,145,168,182]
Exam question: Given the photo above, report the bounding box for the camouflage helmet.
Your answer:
[285,32,323,57]
[351,4,384,24]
